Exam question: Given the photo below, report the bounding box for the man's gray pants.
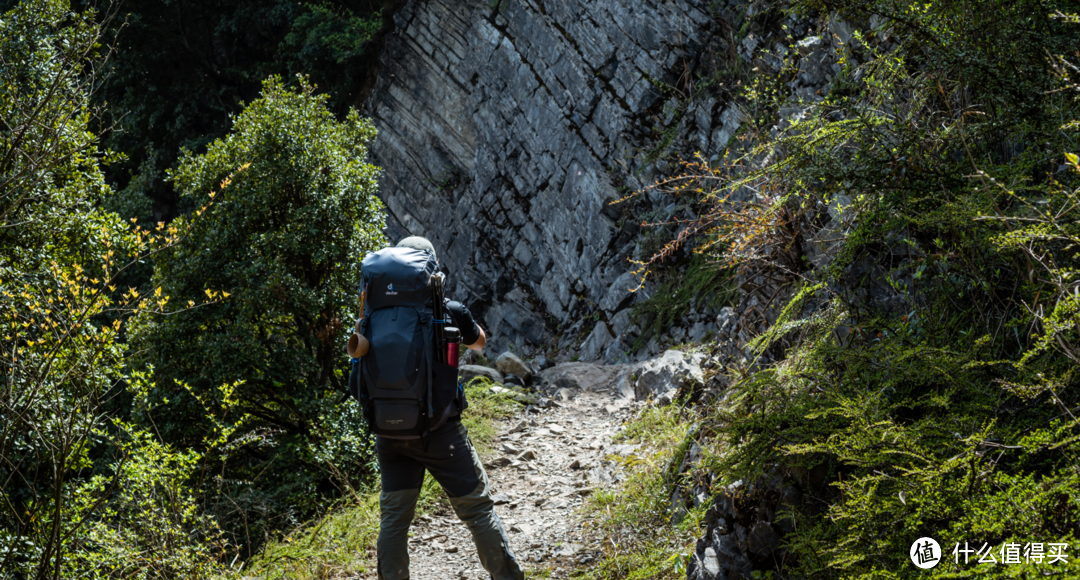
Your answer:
[376,421,523,580]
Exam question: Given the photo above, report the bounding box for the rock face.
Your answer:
[630,349,705,401]
[364,0,726,354]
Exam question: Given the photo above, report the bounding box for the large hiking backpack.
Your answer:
[349,247,461,438]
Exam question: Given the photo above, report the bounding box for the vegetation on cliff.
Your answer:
[634,0,1080,577]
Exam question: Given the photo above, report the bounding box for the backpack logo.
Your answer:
[386,283,398,296]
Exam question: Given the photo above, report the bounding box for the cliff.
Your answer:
[363,0,738,357]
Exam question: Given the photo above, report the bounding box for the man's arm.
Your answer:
[466,326,486,351]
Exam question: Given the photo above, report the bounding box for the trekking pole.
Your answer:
[430,273,446,364]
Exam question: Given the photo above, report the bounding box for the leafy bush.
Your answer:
[0,1,235,577]
[129,75,386,555]
[663,0,1080,577]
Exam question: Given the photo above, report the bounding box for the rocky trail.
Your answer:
[365,362,651,580]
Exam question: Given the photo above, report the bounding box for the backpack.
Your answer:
[348,246,461,438]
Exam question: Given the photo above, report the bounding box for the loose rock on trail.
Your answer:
[363,363,646,580]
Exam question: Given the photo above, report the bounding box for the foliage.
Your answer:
[576,402,707,580]
[65,423,235,579]
[238,493,380,580]
[661,0,1080,577]
[93,0,396,222]
[0,1,233,577]
[630,253,737,349]
[129,75,385,557]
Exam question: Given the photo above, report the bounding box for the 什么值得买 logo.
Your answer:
[911,537,941,569]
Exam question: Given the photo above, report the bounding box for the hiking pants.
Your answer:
[375,421,523,580]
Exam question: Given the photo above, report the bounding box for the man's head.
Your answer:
[396,236,436,261]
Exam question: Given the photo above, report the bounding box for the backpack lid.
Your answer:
[360,247,438,312]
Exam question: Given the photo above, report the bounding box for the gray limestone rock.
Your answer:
[580,322,615,361]
[532,355,554,371]
[495,351,533,380]
[747,521,780,557]
[459,364,504,384]
[539,362,625,392]
[701,547,722,579]
[630,350,706,401]
[363,0,719,350]
[716,307,737,339]
[600,271,639,313]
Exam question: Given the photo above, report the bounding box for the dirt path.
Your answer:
[370,386,638,579]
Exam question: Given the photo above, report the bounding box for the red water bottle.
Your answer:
[445,327,461,367]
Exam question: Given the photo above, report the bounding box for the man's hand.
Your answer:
[465,326,486,351]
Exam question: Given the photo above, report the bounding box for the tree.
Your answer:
[1,1,232,577]
[91,0,395,223]
[130,75,386,550]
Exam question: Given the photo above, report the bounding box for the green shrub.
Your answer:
[129,75,386,555]
[635,0,1080,577]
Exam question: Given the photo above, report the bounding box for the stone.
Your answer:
[554,543,582,557]
[486,457,511,468]
[716,307,737,338]
[630,350,706,401]
[533,355,554,370]
[796,35,824,56]
[517,450,537,461]
[502,373,527,387]
[828,15,856,46]
[459,364,503,384]
[539,362,624,392]
[555,387,574,401]
[702,547,721,579]
[607,444,639,457]
[495,351,533,380]
[501,443,520,455]
[491,493,512,505]
[547,423,566,434]
[687,320,712,343]
[747,521,780,556]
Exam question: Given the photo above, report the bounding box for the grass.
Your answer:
[573,401,710,580]
[235,379,524,579]
[631,253,737,351]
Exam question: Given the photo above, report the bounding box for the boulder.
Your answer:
[532,355,555,370]
[630,350,706,401]
[495,351,533,380]
[747,521,780,556]
[539,362,625,392]
[459,364,503,384]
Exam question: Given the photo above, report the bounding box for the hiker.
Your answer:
[350,236,524,580]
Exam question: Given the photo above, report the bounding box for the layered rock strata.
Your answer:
[364,0,726,354]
